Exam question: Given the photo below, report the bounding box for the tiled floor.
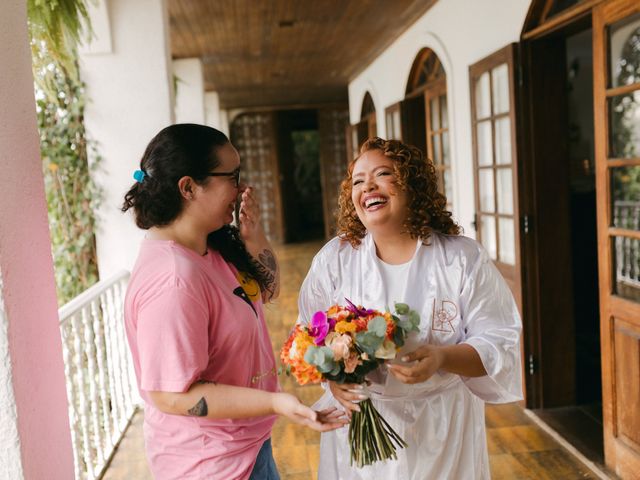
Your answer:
[103,240,602,480]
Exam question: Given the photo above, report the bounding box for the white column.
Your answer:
[80,0,175,277]
[219,109,230,136]
[174,58,206,124]
[204,91,221,128]
[0,2,74,478]
[204,91,230,136]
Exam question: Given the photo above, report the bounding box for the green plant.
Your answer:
[28,0,101,304]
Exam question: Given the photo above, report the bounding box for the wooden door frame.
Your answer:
[469,43,528,405]
[518,1,607,409]
[423,81,451,208]
[593,1,640,476]
[469,44,523,304]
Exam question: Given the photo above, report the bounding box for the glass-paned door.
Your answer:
[231,112,284,242]
[425,82,452,209]
[593,2,640,476]
[385,103,402,140]
[469,45,522,306]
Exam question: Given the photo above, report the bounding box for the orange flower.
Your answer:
[384,312,396,340]
[280,325,322,385]
[335,320,357,334]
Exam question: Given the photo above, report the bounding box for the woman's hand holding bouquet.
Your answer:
[281,300,420,467]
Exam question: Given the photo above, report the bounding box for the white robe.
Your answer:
[297,233,523,480]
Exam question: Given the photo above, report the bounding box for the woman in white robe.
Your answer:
[297,137,522,479]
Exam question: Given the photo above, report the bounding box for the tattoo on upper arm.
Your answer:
[252,249,277,297]
[187,397,208,417]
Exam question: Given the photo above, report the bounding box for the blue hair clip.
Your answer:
[133,169,146,183]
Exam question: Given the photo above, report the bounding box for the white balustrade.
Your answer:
[614,201,640,289]
[59,271,138,480]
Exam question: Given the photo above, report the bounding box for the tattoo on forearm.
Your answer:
[258,250,277,271]
[253,249,277,297]
[187,397,208,417]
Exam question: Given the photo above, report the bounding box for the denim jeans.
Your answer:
[249,438,280,480]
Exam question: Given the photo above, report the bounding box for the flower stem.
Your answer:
[348,398,407,467]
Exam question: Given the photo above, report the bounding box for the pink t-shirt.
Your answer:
[124,239,278,480]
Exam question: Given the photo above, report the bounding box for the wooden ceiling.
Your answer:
[168,0,437,109]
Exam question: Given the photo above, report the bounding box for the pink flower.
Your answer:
[309,311,330,345]
[326,333,352,361]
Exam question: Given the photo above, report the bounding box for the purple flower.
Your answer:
[345,298,375,317]
[309,311,330,345]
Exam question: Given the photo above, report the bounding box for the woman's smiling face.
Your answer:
[350,149,408,234]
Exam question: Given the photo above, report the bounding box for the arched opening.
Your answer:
[405,47,445,96]
[360,92,376,119]
[345,91,377,161]
[385,47,452,209]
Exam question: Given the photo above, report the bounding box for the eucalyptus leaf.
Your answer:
[355,331,384,356]
[394,303,410,315]
[304,346,336,373]
[367,316,387,337]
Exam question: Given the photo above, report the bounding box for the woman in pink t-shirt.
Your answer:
[122,124,346,480]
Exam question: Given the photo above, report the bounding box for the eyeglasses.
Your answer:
[206,167,240,188]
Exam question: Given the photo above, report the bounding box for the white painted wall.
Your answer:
[204,91,230,135]
[174,58,206,124]
[348,0,531,235]
[80,0,175,278]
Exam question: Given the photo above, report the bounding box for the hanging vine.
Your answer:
[28,0,101,304]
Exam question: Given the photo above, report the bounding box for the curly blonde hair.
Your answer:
[336,137,460,247]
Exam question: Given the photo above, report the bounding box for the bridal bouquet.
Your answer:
[280,299,420,467]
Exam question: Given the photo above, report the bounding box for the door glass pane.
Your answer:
[441,95,448,128]
[444,168,453,204]
[496,167,514,215]
[477,120,493,166]
[612,166,640,230]
[393,110,401,139]
[492,64,510,115]
[432,134,441,165]
[609,13,640,89]
[351,129,359,158]
[430,97,440,131]
[499,217,516,265]
[495,117,512,165]
[475,72,491,119]
[479,168,495,212]
[481,215,497,260]
[613,236,640,302]
[609,91,640,158]
[386,113,393,139]
[442,131,450,165]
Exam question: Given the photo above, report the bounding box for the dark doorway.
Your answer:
[524,23,603,465]
[276,110,325,243]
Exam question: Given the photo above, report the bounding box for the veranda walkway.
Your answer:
[103,241,602,480]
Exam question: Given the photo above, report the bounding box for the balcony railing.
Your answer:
[59,270,138,480]
[614,201,640,289]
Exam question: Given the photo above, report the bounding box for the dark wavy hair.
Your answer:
[336,137,461,247]
[121,124,268,290]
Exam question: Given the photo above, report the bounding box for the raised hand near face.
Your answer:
[237,185,281,302]
[238,185,264,243]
